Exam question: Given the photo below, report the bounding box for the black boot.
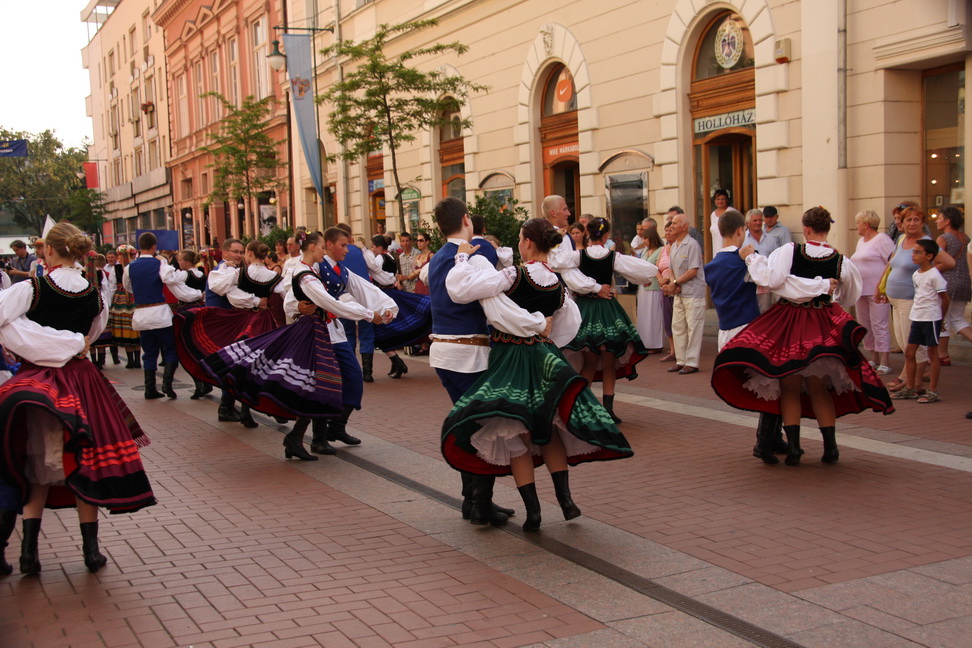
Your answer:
[161,361,178,399]
[310,419,337,455]
[783,424,804,466]
[0,508,15,575]
[190,378,213,400]
[361,353,374,383]
[80,521,107,573]
[517,483,542,532]
[753,413,781,465]
[110,346,120,365]
[239,404,258,429]
[133,352,141,369]
[97,349,106,368]
[550,470,581,520]
[143,369,164,400]
[820,426,840,464]
[19,518,41,575]
[283,419,318,461]
[328,406,361,445]
[602,395,622,424]
[469,476,508,526]
[460,472,475,520]
[124,350,136,369]
[217,391,241,422]
[389,354,407,379]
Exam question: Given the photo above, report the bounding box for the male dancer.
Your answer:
[428,197,518,526]
[289,227,396,453]
[205,238,247,422]
[125,232,202,399]
[335,223,377,383]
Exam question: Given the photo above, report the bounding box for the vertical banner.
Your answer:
[282,33,324,202]
[83,162,100,189]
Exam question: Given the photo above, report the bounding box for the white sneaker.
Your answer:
[868,360,877,368]
[875,365,892,375]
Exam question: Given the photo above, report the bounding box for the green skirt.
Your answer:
[563,296,649,381]
[441,333,633,476]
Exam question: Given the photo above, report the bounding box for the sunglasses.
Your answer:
[416,238,427,242]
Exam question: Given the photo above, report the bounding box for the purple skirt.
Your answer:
[201,315,343,420]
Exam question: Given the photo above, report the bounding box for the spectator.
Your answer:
[6,240,35,283]
[708,189,731,253]
[934,205,972,364]
[395,232,419,293]
[762,206,792,249]
[887,201,929,242]
[666,206,704,251]
[657,221,678,362]
[743,209,778,256]
[29,239,47,278]
[630,221,646,255]
[275,239,289,266]
[851,210,896,375]
[568,223,587,250]
[665,212,706,374]
[635,218,665,352]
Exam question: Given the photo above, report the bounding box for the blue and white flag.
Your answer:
[282,34,324,202]
[0,140,28,157]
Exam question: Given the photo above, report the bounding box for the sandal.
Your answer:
[660,353,676,362]
[886,378,906,392]
[917,391,941,403]
[940,356,952,366]
[890,387,918,400]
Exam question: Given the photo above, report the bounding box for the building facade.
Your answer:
[274,0,968,255]
[82,0,174,248]
[154,0,289,246]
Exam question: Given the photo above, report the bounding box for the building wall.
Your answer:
[154,0,289,246]
[83,0,173,248]
[279,0,970,253]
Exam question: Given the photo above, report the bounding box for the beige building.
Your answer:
[274,0,968,256]
[82,0,174,248]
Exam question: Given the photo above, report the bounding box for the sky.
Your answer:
[0,2,94,149]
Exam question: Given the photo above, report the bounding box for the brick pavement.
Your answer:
[3,331,972,647]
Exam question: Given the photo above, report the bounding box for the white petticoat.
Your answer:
[470,414,599,466]
[742,357,860,401]
[24,407,66,486]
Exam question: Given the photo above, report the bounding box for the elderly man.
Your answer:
[743,209,779,257]
[6,240,35,283]
[762,206,792,248]
[542,194,571,232]
[666,206,704,251]
[665,212,706,374]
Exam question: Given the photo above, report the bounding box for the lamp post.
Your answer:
[267,25,333,231]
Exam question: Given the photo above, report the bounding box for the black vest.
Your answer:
[789,244,842,305]
[185,269,206,291]
[238,264,282,298]
[579,250,616,285]
[292,270,326,319]
[505,266,564,317]
[27,275,102,336]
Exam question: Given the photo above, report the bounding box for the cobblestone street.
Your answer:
[2,334,972,647]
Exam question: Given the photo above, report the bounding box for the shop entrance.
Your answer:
[696,131,754,255]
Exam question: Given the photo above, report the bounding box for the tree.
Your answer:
[66,188,107,245]
[420,193,530,260]
[0,128,88,235]
[201,93,287,238]
[319,19,488,233]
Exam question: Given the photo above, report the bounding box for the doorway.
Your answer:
[695,131,754,257]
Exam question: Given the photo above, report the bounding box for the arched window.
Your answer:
[693,12,754,81]
[539,64,580,215]
[542,64,577,116]
[438,102,465,199]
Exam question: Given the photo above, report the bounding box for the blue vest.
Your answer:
[704,251,760,331]
[341,244,370,280]
[470,236,499,268]
[128,255,165,305]
[428,241,489,336]
[318,260,350,300]
[204,261,232,309]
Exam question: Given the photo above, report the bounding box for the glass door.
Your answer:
[696,132,755,257]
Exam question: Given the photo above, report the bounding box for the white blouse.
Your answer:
[0,267,112,367]
[557,244,659,295]
[746,242,863,306]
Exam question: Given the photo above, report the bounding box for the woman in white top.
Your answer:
[560,218,658,423]
[709,189,731,255]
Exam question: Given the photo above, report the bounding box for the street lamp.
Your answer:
[267,24,334,231]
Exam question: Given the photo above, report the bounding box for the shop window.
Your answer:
[605,171,649,255]
[542,65,577,116]
[694,12,754,81]
[924,66,965,216]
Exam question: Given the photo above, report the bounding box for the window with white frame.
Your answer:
[251,17,269,99]
[209,50,221,120]
[195,60,206,125]
[176,73,189,138]
[228,38,240,107]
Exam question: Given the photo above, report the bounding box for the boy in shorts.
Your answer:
[894,239,949,403]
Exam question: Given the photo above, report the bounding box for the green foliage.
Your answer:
[0,128,89,235]
[200,93,287,228]
[65,188,107,240]
[318,19,488,233]
[419,193,530,262]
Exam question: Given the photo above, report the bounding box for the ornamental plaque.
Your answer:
[714,18,744,69]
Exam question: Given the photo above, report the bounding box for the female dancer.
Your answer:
[442,218,633,532]
[0,223,155,575]
[175,250,212,400]
[560,217,657,423]
[110,245,141,368]
[712,207,894,466]
[202,232,350,461]
[87,253,113,369]
[175,241,285,428]
[365,235,433,379]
